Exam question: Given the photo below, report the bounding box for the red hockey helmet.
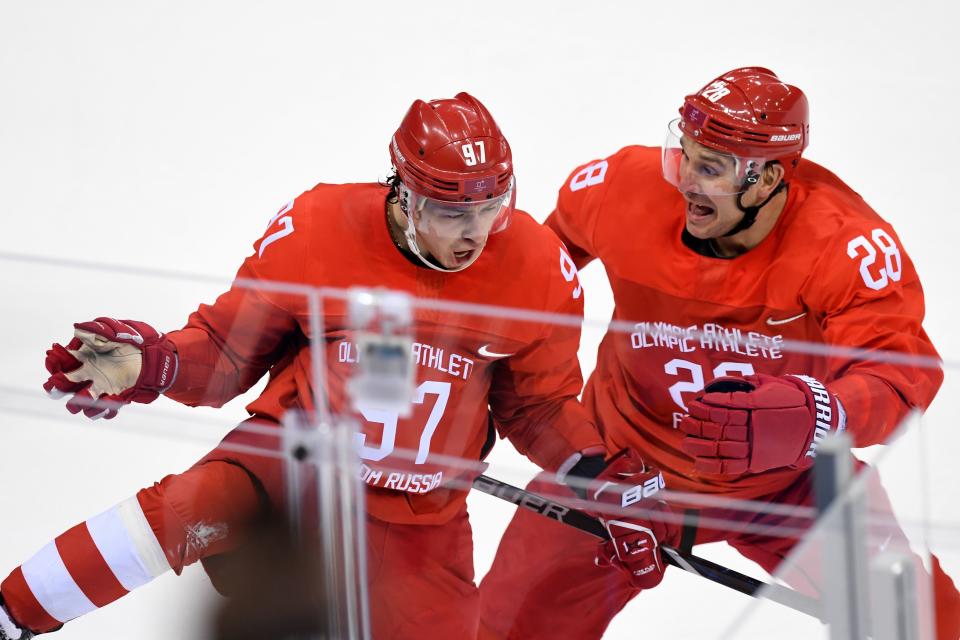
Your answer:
[670,67,809,186]
[390,92,514,203]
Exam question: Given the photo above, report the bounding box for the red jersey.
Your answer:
[547,146,942,499]
[164,182,602,524]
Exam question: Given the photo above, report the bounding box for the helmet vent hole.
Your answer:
[760,113,767,120]
[418,148,425,156]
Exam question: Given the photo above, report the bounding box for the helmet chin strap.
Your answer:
[402,217,471,273]
[723,180,787,237]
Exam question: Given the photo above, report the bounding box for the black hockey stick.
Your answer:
[472,473,821,620]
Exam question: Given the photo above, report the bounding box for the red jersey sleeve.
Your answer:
[164,198,310,407]
[488,234,604,471]
[804,222,942,446]
[543,154,618,270]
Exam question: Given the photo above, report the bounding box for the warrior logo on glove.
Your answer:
[43,317,178,420]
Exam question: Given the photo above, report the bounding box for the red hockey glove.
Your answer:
[679,374,846,477]
[585,450,680,590]
[43,317,178,420]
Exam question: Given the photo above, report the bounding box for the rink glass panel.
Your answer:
[1,254,958,639]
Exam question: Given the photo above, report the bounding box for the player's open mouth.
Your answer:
[686,201,716,223]
[452,249,474,264]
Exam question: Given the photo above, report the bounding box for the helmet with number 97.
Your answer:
[663,67,809,195]
[390,92,514,203]
[389,92,516,272]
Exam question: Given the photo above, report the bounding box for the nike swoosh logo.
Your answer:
[766,312,807,326]
[878,533,893,553]
[478,344,514,359]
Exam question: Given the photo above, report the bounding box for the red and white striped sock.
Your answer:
[0,460,264,634]
[1,494,172,633]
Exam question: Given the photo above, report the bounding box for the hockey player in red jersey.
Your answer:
[479,68,960,639]
[0,93,669,639]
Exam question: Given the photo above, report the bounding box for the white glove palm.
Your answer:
[60,327,143,397]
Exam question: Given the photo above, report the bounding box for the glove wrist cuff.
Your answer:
[138,338,178,394]
[786,374,846,464]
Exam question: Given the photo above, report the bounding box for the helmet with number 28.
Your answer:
[662,67,810,197]
[389,92,516,272]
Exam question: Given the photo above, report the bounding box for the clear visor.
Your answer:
[402,176,515,242]
[662,118,767,196]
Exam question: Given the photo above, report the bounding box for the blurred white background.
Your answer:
[1,1,958,638]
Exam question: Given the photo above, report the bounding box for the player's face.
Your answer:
[676,138,757,239]
[412,199,501,269]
